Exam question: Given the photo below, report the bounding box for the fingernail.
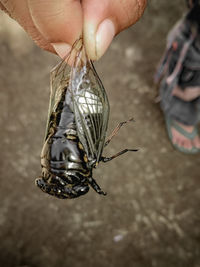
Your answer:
[51,42,71,59]
[95,19,115,60]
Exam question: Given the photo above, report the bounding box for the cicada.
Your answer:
[35,39,137,199]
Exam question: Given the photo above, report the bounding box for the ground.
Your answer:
[0,1,200,267]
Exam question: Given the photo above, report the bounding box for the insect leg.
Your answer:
[105,118,134,147]
[88,177,107,196]
[101,148,138,163]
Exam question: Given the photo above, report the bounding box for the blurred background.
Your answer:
[0,1,200,267]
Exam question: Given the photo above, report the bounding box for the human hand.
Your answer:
[0,0,147,60]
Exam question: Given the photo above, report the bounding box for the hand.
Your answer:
[0,0,147,60]
[172,85,200,101]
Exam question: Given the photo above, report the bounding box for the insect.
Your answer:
[35,39,137,199]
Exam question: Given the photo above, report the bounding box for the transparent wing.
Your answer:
[44,55,71,141]
[43,39,110,164]
[68,46,110,163]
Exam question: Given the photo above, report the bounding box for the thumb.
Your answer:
[83,0,147,60]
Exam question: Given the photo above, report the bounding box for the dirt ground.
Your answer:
[0,1,200,267]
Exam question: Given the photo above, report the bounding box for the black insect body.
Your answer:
[36,41,137,199]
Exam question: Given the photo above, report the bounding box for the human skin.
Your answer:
[0,0,147,60]
[172,85,200,101]
[2,0,199,151]
[171,85,200,150]
[169,84,200,150]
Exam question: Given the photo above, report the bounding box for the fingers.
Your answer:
[0,0,53,52]
[83,0,147,60]
[0,0,83,55]
[1,0,147,61]
[28,0,82,57]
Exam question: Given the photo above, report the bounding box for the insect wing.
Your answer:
[43,41,109,164]
[69,58,110,163]
[44,58,70,141]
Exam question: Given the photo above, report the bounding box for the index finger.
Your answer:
[28,0,83,45]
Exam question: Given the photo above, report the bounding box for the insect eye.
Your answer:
[79,81,89,90]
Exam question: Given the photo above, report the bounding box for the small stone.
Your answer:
[160,147,167,153]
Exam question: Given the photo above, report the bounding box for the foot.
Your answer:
[172,85,200,102]
[171,122,200,150]
[165,117,200,154]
